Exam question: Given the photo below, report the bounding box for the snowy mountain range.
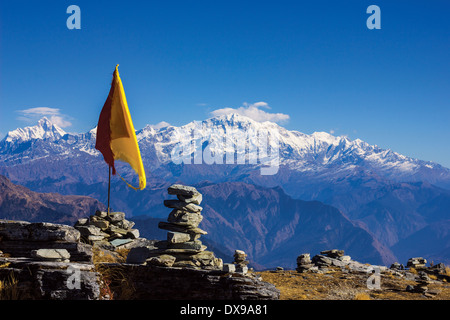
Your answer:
[2,114,449,187]
[1,115,450,267]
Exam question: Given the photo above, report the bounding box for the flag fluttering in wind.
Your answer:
[95,65,146,191]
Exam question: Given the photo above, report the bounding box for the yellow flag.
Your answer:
[95,65,146,190]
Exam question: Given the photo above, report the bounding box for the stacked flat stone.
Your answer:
[296,249,376,273]
[407,257,427,269]
[406,271,439,297]
[296,253,315,273]
[74,210,140,249]
[233,250,249,274]
[321,249,345,259]
[390,262,405,270]
[130,184,222,269]
[414,272,431,293]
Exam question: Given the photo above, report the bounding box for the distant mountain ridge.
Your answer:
[1,115,450,266]
[195,181,395,268]
[0,174,104,225]
[0,174,394,268]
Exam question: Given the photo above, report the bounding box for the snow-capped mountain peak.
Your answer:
[0,114,449,188]
[4,117,66,143]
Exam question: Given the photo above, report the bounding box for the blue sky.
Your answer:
[0,1,449,167]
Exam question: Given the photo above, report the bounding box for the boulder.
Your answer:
[167,231,195,243]
[110,238,134,248]
[167,184,200,197]
[177,193,203,205]
[320,249,345,259]
[223,263,236,273]
[167,210,203,227]
[163,200,203,213]
[126,246,158,265]
[126,229,140,239]
[106,212,126,222]
[0,220,80,242]
[155,240,205,251]
[158,221,207,236]
[146,254,176,267]
[31,249,71,262]
[312,254,333,267]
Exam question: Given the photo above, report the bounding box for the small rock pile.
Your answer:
[390,262,405,270]
[296,253,314,273]
[429,262,447,274]
[406,271,439,297]
[127,184,223,270]
[407,257,427,269]
[222,249,250,274]
[233,249,250,273]
[296,249,371,273]
[414,272,431,294]
[74,210,140,249]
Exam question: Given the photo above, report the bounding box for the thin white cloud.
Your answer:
[210,102,290,124]
[16,107,72,128]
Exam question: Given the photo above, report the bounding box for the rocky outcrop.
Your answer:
[0,219,100,300]
[0,220,93,262]
[296,249,386,274]
[74,210,141,249]
[295,248,450,298]
[0,214,280,300]
[0,258,99,300]
[103,263,280,300]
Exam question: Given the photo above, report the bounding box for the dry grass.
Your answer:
[445,267,450,277]
[0,272,19,300]
[92,246,129,264]
[95,263,136,300]
[409,267,418,274]
[354,292,371,300]
[92,246,134,300]
[257,268,450,300]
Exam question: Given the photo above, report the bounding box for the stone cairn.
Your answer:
[296,253,314,273]
[390,262,405,270]
[296,249,362,273]
[127,184,222,270]
[223,249,250,274]
[406,257,427,269]
[406,271,439,297]
[74,210,140,249]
